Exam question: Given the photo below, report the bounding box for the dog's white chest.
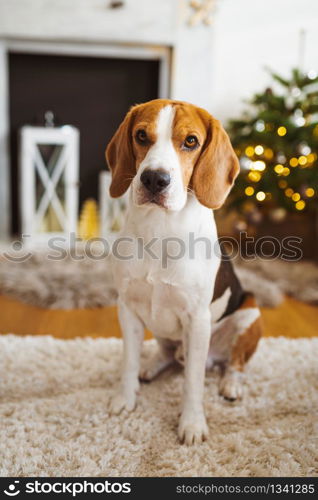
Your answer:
[112,194,219,340]
[124,272,193,339]
[113,249,216,340]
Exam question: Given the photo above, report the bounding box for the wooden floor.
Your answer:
[0,294,317,339]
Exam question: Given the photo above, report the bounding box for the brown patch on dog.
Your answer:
[172,104,208,189]
[212,249,244,321]
[106,99,172,197]
[191,108,240,209]
[229,297,263,372]
[131,100,172,170]
[238,292,259,310]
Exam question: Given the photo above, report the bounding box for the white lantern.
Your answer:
[99,171,128,237]
[19,124,79,245]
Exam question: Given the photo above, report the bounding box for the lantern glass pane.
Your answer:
[40,204,64,233]
[33,143,66,233]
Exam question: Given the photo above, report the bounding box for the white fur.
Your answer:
[132,105,187,211]
[219,367,244,401]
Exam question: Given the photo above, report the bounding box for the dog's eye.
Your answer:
[184,135,199,149]
[136,129,148,144]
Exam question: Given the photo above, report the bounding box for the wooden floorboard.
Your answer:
[0,294,317,339]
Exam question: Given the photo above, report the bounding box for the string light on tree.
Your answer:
[292,109,306,127]
[292,192,301,202]
[277,152,287,164]
[305,188,315,197]
[245,186,255,196]
[252,160,266,171]
[278,180,288,189]
[270,207,287,222]
[274,164,284,174]
[254,145,264,155]
[264,148,274,159]
[255,120,265,132]
[248,171,262,182]
[227,67,318,219]
[285,188,294,198]
[299,143,311,155]
[256,191,266,201]
[277,126,287,136]
[289,157,298,167]
[308,70,317,80]
[295,200,306,210]
[245,146,254,157]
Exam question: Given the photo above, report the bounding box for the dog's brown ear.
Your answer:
[105,106,138,198]
[192,113,240,209]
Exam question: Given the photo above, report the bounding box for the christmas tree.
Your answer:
[227,68,318,222]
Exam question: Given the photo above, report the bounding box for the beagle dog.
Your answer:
[106,99,262,445]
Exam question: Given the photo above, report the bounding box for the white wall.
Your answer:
[0,0,176,45]
[0,0,214,108]
[1,0,316,120]
[211,0,318,122]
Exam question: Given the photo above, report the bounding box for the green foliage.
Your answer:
[227,68,318,215]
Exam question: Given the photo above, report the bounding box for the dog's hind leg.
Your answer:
[209,293,263,401]
[139,338,177,382]
[219,315,262,400]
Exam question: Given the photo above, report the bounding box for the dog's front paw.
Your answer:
[178,411,209,445]
[109,390,137,415]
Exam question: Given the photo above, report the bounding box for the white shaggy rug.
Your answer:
[1,249,318,309]
[0,335,317,477]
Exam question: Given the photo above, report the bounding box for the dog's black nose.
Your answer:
[140,169,171,194]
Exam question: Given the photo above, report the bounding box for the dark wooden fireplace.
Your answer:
[9,51,160,234]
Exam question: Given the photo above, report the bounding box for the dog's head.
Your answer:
[105,99,239,211]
